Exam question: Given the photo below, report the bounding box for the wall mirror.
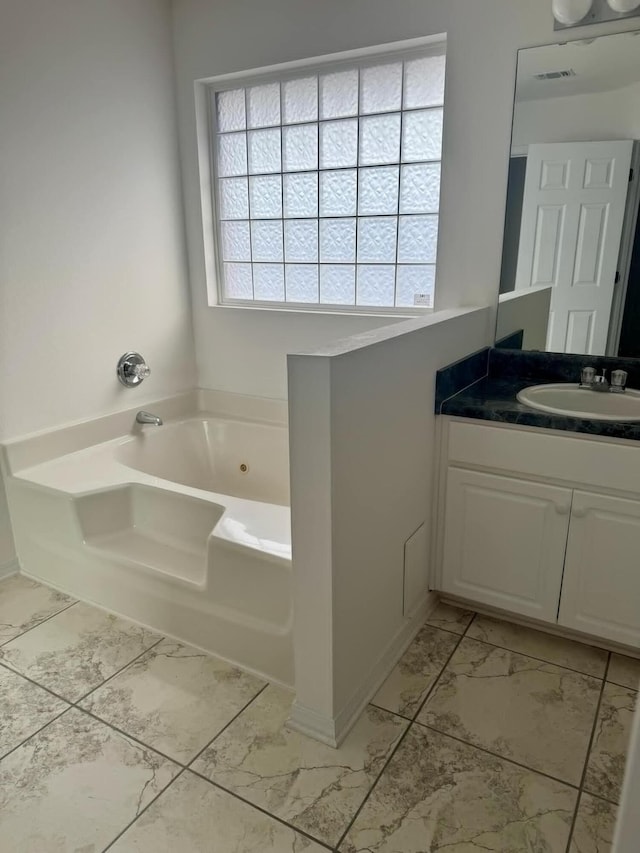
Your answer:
[496,29,640,357]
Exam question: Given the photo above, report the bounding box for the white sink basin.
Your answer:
[517,383,640,421]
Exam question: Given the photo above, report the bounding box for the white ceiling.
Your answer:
[517,29,640,101]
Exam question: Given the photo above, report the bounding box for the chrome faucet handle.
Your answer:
[117,352,151,387]
[131,363,151,381]
[580,366,596,387]
[611,369,628,393]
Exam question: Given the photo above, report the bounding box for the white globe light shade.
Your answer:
[607,0,640,12]
[552,0,594,24]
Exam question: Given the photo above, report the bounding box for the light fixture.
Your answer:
[552,0,593,25]
[607,0,640,12]
[553,0,640,26]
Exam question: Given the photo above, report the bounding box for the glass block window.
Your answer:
[211,50,445,310]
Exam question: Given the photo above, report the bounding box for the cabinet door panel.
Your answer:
[441,468,571,621]
[559,491,640,647]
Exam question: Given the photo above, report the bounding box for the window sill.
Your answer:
[207,299,433,319]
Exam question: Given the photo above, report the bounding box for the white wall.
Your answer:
[497,286,552,351]
[0,0,196,440]
[170,0,640,400]
[288,307,491,742]
[0,477,16,573]
[512,81,640,152]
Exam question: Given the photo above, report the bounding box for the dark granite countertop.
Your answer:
[437,349,640,443]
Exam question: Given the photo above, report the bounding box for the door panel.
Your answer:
[565,310,595,353]
[441,468,571,621]
[573,203,607,285]
[516,141,633,355]
[532,205,565,285]
[559,490,640,647]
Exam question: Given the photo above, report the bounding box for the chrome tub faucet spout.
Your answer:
[136,411,163,426]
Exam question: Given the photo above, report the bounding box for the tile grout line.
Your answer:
[103,763,336,853]
[459,635,608,681]
[77,706,188,769]
[0,659,72,705]
[423,622,473,638]
[415,719,583,793]
[0,704,72,765]
[0,638,168,770]
[2,663,276,849]
[333,625,469,851]
[100,767,188,853]
[187,769,335,852]
[567,789,585,853]
[77,679,269,772]
[368,612,476,726]
[1,634,165,711]
[371,697,617,801]
[182,682,335,849]
[410,610,475,722]
[565,652,612,853]
[572,788,620,809]
[186,682,270,768]
[607,677,639,693]
[74,636,165,706]
[98,684,298,852]
[0,599,78,648]
[368,700,411,723]
[0,625,166,768]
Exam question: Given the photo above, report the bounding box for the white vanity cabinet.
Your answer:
[437,419,640,649]
[559,491,640,648]
[443,469,571,622]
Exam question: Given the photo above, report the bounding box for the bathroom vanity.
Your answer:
[438,26,640,655]
[434,350,640,652]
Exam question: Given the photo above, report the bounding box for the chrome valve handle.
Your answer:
[117,352,151,387]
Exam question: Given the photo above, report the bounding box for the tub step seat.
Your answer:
[76,483,223,588]
[87,529,206,587]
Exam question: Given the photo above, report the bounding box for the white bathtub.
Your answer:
[116,417,290,505]
[2,400,293,684]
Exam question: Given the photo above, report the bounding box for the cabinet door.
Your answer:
[441,468,572,621]
[558,491,640,647]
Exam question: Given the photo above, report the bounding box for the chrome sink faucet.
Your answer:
[592,369,609,392]
[580,366,628,393]
[136,410,163,426]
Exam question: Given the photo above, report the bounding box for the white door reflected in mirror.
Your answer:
[515,140,633,354]
[498,30,640,359]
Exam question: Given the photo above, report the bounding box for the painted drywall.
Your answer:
[288,306,492,733]
[496,286,552,351]
[0,0,195,440]
[170,0,640,398]
[0,476,16,573]
[512,81,640,153]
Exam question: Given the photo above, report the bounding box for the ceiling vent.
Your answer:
[533,69,577,80]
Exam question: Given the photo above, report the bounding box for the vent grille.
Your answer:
[533,69,577,80]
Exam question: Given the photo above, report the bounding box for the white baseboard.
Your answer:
[0,558,20,580]
[288,591,440,747]
[286,701,341,747]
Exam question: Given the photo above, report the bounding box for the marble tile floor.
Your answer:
[0,578,638,853]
